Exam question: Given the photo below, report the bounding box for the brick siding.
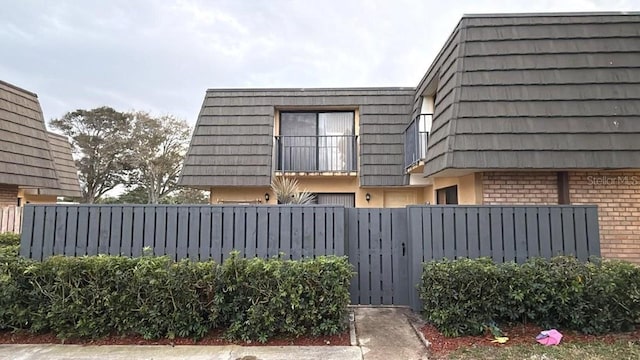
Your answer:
[569,171,640,263]
[481,171,640,264]
[482,172,558,205]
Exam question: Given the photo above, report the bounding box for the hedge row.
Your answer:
[0,251,353,342]
[0,233,19,258]
[419,257,640,337]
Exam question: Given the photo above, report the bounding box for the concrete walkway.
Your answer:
[0,307,428,360]
[0,344,362,360]
[355,307,428,360]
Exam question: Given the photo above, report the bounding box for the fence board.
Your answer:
[369,210,382,305]
[357,210,371,305]
[347,207,359,304]
[65,207,78,257]
[1,206,22,233]
[53,207,67,256]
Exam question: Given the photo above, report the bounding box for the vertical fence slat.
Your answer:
[131,207,144,257]
[234,207,247,257]
[380,209,393,305]
[562,207,577,257]
[525,207,540,259]
[333,207,345,256]
[586,207,601,257]
[443,207,456,259]
[65,207,78,257]
[502,207,516,262]
[256,207,268,257]
[302,207,314,259]
[431,207,444,260]
[490,207,503,262]
[514,207,527,263]
[538,207,552,258]
[278,207,291,258]
[244,207,257,258]
[291,207,303,259]
[466,207,479,259]
[188,207,201,260]
[143,206,156,255]
[176,206,189,260]
[41,206,56,259]
[21,206,37,259]
[221,207,234,260]
[109,207,122,256]
[120,207,133,257]
[477,207,491,258]
[358,209,371,305]
[199,207,211,261]
[347,208,359,305]
[266,207,279,258]
[549,207,563,256]
[165,207,178,260]
[369,209,382,305]
[53,207,67,256]
[314,207,326,257]
[99,206,112,255]
[454,207,467,259]
[573,207,588,261]
[154,207,167,257]
[211,207,223,262]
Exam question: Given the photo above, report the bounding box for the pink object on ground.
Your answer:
[536,329,563,346]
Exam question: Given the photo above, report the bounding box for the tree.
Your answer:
[50,107,132,203]
[162,188,209,204]
[128,112,191,204]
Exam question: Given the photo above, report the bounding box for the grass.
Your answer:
[443,340,640,360]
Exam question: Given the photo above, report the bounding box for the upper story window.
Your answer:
[276,111,357,172]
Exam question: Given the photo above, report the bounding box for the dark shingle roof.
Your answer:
[416,12,640,176]
[0,80,60,189]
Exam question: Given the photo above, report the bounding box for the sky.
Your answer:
[1,0,638,126]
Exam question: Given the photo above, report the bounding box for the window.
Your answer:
[277,111,356,172]
[436,185,458,205]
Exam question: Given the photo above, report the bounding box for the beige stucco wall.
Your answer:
[17,189,58,204]
[210,175,425,208]
[430,173,482,204]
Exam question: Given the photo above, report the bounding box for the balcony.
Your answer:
[404,114,430,170]
[275,135,357,173]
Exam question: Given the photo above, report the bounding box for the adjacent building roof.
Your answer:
[179,88,414,187]
[0,80,60,189]
[416,12,640,177]
[36,132,83,198]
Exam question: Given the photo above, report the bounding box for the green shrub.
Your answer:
[419,257,640,337]
[0,233,20,246]
[0,253,352,342]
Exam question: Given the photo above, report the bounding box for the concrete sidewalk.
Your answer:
[355,307,428,360]
[0,344,362,360]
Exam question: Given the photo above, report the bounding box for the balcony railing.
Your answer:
[404,114,430,170]
[275,135,357,172]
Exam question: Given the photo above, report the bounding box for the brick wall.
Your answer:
[481,171,640,264]
[0,184,18,206]
[569,171,640,263]
[482,172,558,205]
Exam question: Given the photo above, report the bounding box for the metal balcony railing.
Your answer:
[275,135,357,172]
[404,114,430,169]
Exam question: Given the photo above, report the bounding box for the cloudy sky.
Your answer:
[1,0,637,125]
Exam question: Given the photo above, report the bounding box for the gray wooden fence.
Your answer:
[19,204,600,310]
[19,205,346,262]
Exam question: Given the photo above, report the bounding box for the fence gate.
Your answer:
[347,208,410,306]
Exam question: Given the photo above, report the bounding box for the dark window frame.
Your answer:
[436,185,458,205]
